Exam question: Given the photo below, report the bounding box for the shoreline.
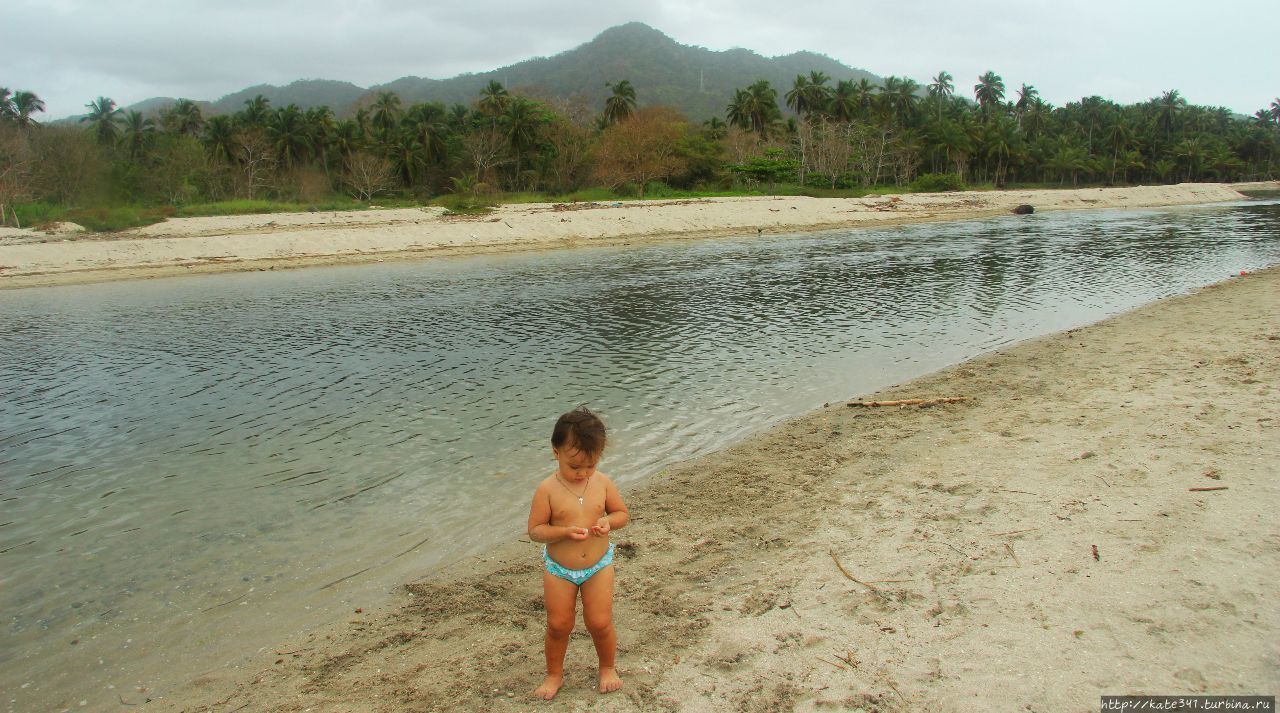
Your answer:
[166,266,1279,712]
[1,182,1273,290]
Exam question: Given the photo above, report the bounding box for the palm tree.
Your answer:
[980,116,1020,185]
[727,81,780,136]
[1117,148,1145,183]
[1149,157,1175,183]
[786,71,830,121]
[267,104,311,168]
[930,119,972,178]
[446,103,470,132]
[503,97,546,186]
[1157,90,1186,141]
[1105,120,1135,183]
[386,132,426,186]
[354,107,372,137]
[11,91,45,127]
[785,74,812,117]
[371,91,402,141]
[402,102,449,165]
[239,95,271,127]
[603,80,637,125]
[1174,136,1206,181]
[331,119,365,166]
[82,96,124,145]
[478,81,510,118]
[702,117,728,140]
[304,105,336,176]
[928,71,954,121]
[880,76,920,127]
[202,114,238,164]
[120,110,157,158]
[0,88,12,121]
[1022,97,1050,139]
[827,80,858,123]
[735,80,780,136]
[1270,97,1280,127]
[852,79,876,118]
[164,99,204,136]
[974,71,1006,115]
[1014,84,1038,113]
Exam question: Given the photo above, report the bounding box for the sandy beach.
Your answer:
[1,182,1274,290]
[147,264,1279,712]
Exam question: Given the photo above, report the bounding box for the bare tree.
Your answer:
[234,128,276,199]
[806,120,855,189]
[461,127,509,187]
[592,107,690,197]
[0,124,34,225]
[343,150,396,200]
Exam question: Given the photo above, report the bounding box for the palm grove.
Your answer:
[1,74,1278,228]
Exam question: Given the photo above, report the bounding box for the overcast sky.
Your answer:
[4,0,1278,121]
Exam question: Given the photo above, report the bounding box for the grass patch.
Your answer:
[431,193,497,216]
[64,206,176,232]
[8,201,67,229]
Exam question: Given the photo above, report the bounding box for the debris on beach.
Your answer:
[847,396,969,408]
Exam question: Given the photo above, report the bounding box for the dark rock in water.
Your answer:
[1012,204,1035,215]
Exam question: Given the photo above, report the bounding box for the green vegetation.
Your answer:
[1,75,1277,232]
[909,173,966,192]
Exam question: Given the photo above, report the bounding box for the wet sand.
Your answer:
[158,266,1279,712]
[2,182,1273,290]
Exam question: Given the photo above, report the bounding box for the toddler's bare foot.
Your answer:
[533,672,563,700]
[598,667,622,693]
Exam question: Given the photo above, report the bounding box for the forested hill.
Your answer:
[121,22,880,121]
[362,23,881,120]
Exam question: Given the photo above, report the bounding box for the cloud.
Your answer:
[3,0,1277,119]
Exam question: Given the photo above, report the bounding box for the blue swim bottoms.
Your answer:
[543,543,615,586]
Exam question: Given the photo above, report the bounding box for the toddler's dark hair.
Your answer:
[552,406,607,457]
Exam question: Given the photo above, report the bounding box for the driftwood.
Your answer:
[848,396,970,408]
[1189,486,1229,492]
[829,551,879,591]
[990,527,1038,536]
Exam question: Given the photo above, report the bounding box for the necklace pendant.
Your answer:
[577,497,584,505]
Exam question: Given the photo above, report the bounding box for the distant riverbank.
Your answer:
[1,182,1274,289]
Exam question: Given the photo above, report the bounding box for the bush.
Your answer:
[909,173,966,193]
[10,201,66,228]
[432,193,496,216]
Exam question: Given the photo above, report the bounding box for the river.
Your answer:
[2,200,1278,711]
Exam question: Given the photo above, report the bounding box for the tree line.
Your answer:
[2,75,1278,226]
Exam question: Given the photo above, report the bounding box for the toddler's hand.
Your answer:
[590,518,611,537]
[565,526,590,541]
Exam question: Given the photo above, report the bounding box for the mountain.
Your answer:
[208,79,366,115]
[119,23,882,122]
[361,23,882,121]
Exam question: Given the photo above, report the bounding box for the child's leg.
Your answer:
[579,564,621,693]
[534,571,578,700]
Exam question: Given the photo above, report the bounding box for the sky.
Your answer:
[4,0,1278,121]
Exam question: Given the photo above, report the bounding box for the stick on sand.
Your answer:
[829,551,879,591]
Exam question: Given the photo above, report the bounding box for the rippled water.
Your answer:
[2,200,1279,710]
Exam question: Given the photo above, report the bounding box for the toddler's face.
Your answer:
[553,445,599,483]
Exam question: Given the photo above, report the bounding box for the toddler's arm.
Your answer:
[527,481,589,542]
[590,477,629,536]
